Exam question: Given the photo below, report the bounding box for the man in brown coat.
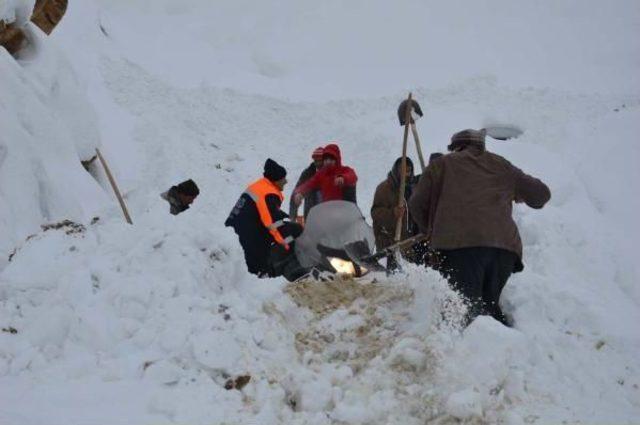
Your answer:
[371,157,421,269]
[409,129,551,325]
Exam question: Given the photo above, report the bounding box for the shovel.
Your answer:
[482,126,523,141]
[344,234,428,272]
[397,97,426,171]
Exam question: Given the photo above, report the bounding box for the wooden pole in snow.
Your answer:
[95,148,133,224]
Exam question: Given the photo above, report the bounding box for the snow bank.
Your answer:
[0,24,106,258]
[0,210,465,424]
[2,51,639,423]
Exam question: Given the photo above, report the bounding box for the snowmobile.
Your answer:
[289,200,375,280]
[274,201,422,281]
[270,200,374,281]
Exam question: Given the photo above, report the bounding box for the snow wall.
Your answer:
[0,22,107,259]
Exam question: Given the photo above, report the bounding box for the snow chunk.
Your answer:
[192,330,243,373]
[0,0,34,25]
[445,388,483,420]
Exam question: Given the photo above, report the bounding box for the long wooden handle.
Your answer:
[410,123,426,171]
[394,92,413,244]
[96,148,133,224]
[365,234,428,263]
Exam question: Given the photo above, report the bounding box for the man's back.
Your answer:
[411,145,550,268]
[409,129,550,325]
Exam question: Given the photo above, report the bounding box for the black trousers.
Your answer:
[238,233,272,277]
[270,243,309,282]
[436,247,519,326]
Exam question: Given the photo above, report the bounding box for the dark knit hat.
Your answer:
[447,129,487,152]
[176,179,200,196]
[264,158,287,181]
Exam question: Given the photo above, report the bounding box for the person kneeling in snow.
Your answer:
[292,143,358,209]
[161,179,200,215]
[225,159,302,278]
[409,129,551,326]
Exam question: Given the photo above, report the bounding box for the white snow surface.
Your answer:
[0,23,107,258]
[1,0,640,424]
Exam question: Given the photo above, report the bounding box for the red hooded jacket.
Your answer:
[294,144,358,203]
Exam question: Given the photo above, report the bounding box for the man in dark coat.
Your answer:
[409,129,551,325]
[225,159,302,277]
[371,157,421,268]
[161,179,200,215]
[289,146,324,222]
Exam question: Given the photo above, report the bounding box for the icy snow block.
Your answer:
[295,201,374,268]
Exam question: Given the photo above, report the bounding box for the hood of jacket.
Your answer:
[323,143,342,167]
[388,156,415,189]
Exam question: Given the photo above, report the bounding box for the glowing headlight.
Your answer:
[328,257,357,275]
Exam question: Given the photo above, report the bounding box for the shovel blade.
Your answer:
[484,126,523,141]
[344,240,386,272]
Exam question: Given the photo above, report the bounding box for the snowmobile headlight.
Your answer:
[328,257,357,276]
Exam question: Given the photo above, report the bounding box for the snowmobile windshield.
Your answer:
[295,200,374,268]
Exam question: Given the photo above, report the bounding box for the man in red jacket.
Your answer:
[293,143,358,208]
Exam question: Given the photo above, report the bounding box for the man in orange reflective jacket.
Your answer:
[225,159,302,277]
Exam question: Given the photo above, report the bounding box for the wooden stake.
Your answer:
[394,93,413,246]
[95,148,133,224]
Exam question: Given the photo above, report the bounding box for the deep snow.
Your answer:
[1,0,639,424]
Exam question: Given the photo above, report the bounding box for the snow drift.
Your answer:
[0,21,106,259]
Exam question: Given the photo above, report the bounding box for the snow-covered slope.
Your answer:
[1,0,639,424]
[0,22,107,259]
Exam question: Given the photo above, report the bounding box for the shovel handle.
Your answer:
[410,123,426,171]
[394,93,413,245]
[360,234,428,264]
[96,148,133,224]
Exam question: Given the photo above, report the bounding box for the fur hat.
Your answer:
[447,129,487,152]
